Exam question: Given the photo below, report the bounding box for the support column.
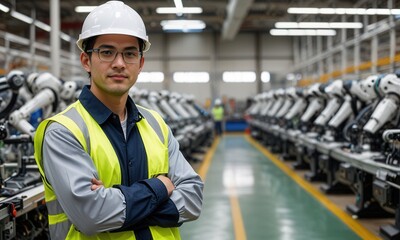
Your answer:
[162,33,170,91]
[50,0,60,77]
[210,32,219,101]
[341,15,347,78]
[29,9,36,72]
[389,0,396,72]
[354,15,360,77]
[255,32,261,92]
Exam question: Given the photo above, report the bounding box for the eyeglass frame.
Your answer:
[86,47,142,64]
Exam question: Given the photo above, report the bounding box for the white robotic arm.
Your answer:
[147,91,166,119]
[259,91,274,117]
[8,72,62,137]
[285,88,307,120]
[267,88,285,117]
[314,80,344,126]
[353,75,380,102]
[300,83,325,122]
[363,74,400,134]
[276,87,295,118]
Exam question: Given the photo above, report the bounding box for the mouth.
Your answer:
[109,74,128,81]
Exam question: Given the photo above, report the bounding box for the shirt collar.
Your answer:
[78,85,142,125]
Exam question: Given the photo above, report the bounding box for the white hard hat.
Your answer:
[76,1,151,52]
[215,98,221,105]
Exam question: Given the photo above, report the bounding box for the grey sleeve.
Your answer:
[167,127,204,223]
[42,123,126,235]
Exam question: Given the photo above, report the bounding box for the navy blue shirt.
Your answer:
[79,86,179,239]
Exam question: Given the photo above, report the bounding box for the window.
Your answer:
[261,71,270,83]
[222,71,256,82]
[173,72,209,83]
[137,72,164,83]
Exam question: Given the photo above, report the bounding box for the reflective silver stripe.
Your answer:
[49,220,71,240]
[46,199,64,215]
[137,106,164,143]
[64,107,91,154]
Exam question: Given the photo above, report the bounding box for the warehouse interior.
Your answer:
[0,0,400,239]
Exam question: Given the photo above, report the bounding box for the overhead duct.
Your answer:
[222,0,254,41]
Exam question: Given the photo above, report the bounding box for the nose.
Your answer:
[112,52,126,67]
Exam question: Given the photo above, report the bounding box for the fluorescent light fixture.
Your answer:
[261,72,270,83]
[161,20,206,32]
[222,71,256,83]
[11,10,33,24]
[329,22,362,28]
[275,22,362,29]
[270,29,336,36]
[288,8,319,14]
[174,0,183,9]
[0,3,10,13]
[138,72,164,83]
[35,21,51,32]
[60,33,72,42]
[75,6,97,13]
[173,72,209,83]
[288,7,400,15]
[156,7,202,14]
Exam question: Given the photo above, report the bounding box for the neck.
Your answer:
[91,88,128,120]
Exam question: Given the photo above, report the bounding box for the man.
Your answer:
[211,98,224,136]
[34,1,203,239]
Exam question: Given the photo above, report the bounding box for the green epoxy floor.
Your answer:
[180,135,361,240]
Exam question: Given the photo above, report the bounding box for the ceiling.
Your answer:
[0,0,392,43]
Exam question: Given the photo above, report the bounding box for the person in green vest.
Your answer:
[211,98,225,136]
[34,1,203,239]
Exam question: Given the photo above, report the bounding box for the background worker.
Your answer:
[34,1,203,239]
[212,98,225,136]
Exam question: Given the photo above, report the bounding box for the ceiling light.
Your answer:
[75,6,97,13]
[288,7,400,15]
[156,7,203,14]
[35,21,51,32]
[0,3,10,13]
[174,0,183,9]
[275,22,362,29]
[270,29,336,36]
[11,11,33,24]
[161,20,206,32]
[60,33,72,42]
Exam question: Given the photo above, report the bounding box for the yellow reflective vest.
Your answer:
[34,101,180,239]
[211,106,224,121]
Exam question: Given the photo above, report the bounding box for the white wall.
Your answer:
[137,32,293,106]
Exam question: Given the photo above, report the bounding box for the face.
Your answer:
[80,34,144,99]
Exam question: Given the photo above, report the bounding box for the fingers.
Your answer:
[157,175,175,196]
[91,178,104,191]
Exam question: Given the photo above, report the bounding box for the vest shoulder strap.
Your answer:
[137,105,169,146]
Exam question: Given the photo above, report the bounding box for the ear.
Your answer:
[138,56,145,72]
[80,52,91,72]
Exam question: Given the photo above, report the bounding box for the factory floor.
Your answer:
[180,133,392,240]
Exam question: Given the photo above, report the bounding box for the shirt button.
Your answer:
[128,161,132,166]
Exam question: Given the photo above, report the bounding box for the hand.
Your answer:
[91,178,104,191]
[157,175,175,196]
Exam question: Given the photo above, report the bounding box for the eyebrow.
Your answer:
[97,44,139,51]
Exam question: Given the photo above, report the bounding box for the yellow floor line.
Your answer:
[245,135,380,240]
[197,136,247,240]
[197,137,220,180]
[229,186,247,240]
